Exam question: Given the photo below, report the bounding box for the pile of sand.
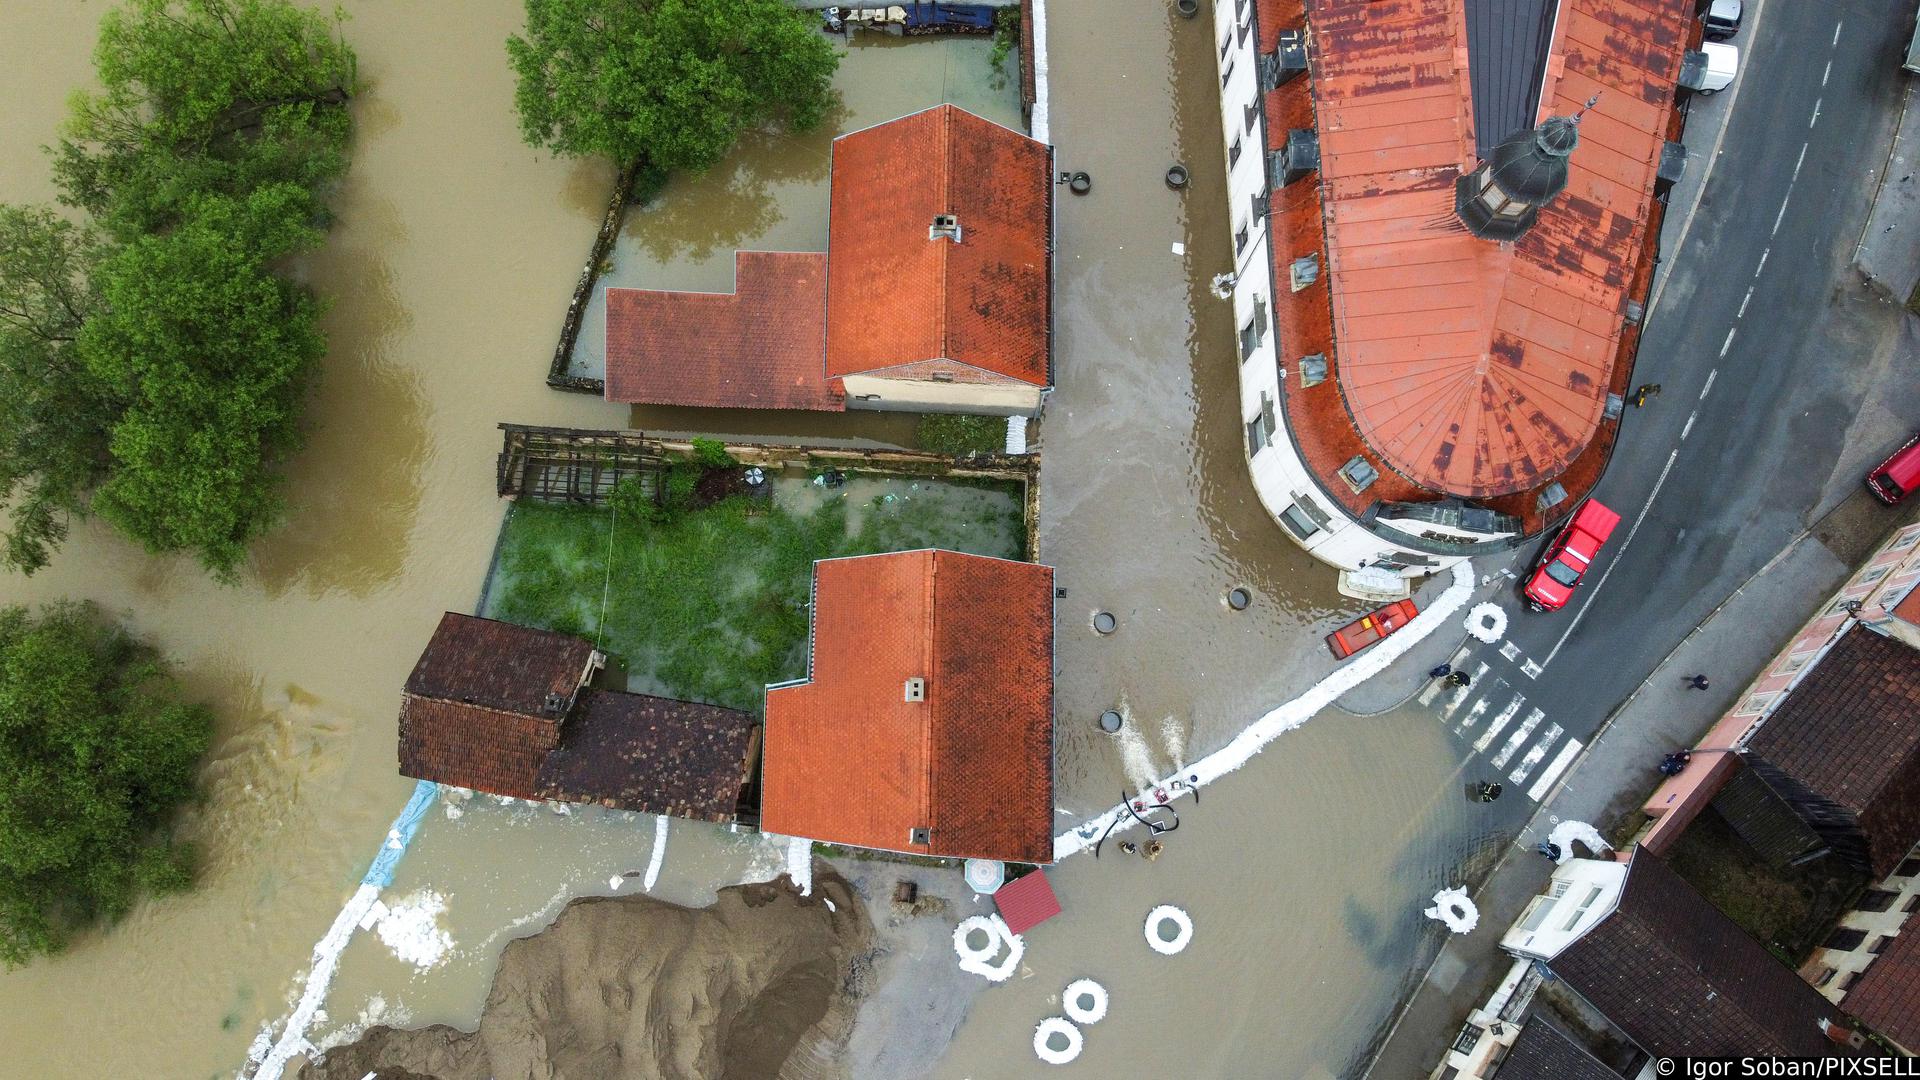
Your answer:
[300,871,869,1080]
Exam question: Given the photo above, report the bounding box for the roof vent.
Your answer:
[1656,140,1688,195]
[1338,456,1378,494]
[904,677,926,702]
[909,827,931,845]
[542,691,569,716]
[1261,29,1308,90]
[1299,353,1328,387]
[1290,254,1320,293]
[1280,129,1319,186]
[1536,482,1569,513]
[929,214,962,243]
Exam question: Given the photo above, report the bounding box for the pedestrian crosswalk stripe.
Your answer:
[1457,695,1491,733]
[1439,661,1490,719]
[1528,738,1584,801]
[1509,723,1563,784]
[1474,695,1525,752]
[1521,659,1543,679]
[1418,646,1474,707]
[1490,707,1544,769]
[1499,641,1522,662]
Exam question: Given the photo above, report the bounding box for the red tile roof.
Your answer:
[761,550,1054,863]
[603,251,844,411]
[993,869,1061,934]
[1302,0,1690,498]
[1846,915,1920,1052]
[826,105,1052,387]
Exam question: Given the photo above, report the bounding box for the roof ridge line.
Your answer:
[923,550,939,848]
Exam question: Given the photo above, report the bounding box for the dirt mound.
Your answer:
[302,871,869,1080]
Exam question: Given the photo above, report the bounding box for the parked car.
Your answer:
[1703,0,1743,42]
[1680,41,1740,94]
[1866,433,1920,504]
[1326,599,1420,659]
[1523,499,1622,612]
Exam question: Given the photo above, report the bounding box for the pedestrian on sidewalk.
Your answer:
[1537,841,1562,862]
[1429,662,1453,680]
[1631,383,1662,407]
[1448,670,1472,688]
[1476,782,1502,803]
[1685,674,1710,690]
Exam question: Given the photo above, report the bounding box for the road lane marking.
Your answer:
[1499,640,1521,662]
[1793,142,1808,182]
[1772,194,1790,236]
[1509,723,1563,784]
[1491,708,1545,769]
[1457,694,1491,733]
[1833,21,1843,46]
[1810,98,1822,128]
[1474,697,1526,752]
[1681,410,1696,440]
[1737,288,1752,317]
[1521,659,1542,679]
[1540,448,1679,671]
[1822,60,1832,86]
[1720,328,1736,357]
[1528,738,1584,801]
[1755,248,1768,277]
[1700,369,1716,399]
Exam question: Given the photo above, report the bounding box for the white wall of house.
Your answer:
[1211,0,1478,592]
[841,374,1044,416]
[1501,859,1627,961]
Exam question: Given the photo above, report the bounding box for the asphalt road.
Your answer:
[1419,0,1920,813]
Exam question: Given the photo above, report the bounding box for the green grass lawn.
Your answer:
[484,473,1024,714]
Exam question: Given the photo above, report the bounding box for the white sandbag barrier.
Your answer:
[1424,887,1479,934]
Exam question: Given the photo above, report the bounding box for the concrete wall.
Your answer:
[841,373,1044,415]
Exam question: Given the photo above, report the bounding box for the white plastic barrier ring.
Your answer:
[1465,602,1507,644]
[954,915,1000,963]
[1144,904,1194,955]
[1062,977,1109,1024]
[1034,1016,1083,1065]
[1423,887,1480,934]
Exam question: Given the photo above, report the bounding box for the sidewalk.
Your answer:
[1362,525,1853,1080]
[1856,81,1920,303]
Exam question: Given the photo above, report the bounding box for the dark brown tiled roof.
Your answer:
[826,105,1052,387]
[1495,1016,1621,1080]
[603,251,844,411]
[762,550,1055,863]
[398,694,558,800]
[534,688,756,822]
[404,613,597,720]
[1845,919,1920,1052]
[1745,625,1920,877]
[1548,848,1847,1058]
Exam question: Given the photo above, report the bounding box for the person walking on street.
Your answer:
[1632,383,1662,408]
[1686,674,1710,690]
[1429,662,1453,680]
[1448,670,1472,688]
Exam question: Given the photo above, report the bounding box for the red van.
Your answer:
[1866,433,1920,504]
[1524,499,1622,612]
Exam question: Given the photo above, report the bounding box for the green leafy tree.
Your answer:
[0,208,117,575]
[80,186,326,580]
[0,603,213,966]
[52,0,356,238]
[506,0,840,172]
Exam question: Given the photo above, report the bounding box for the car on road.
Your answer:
[1326,599,1419,659]
[1866,433,1920,504]
[1704,0,1742,42]
[1523,499,1622,612]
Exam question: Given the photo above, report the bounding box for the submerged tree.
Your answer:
[0,0,354,579]
[506,0,840,173]
[0,603,213,966]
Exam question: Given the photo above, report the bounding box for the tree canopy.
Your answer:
[0,0,354,580]
[506,0,840,172]
[0,603,213,966]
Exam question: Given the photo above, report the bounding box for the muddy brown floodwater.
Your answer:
[0,1,1503,1077]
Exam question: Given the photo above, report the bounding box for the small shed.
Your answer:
[993,869,1061,936]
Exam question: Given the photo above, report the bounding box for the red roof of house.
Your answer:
[1846,912,1920,1052]
[761,550,1054,863]
[1304,0,1690,498]
[993,869,1061,934]
[603,250,844,411]
[825,105,1052,387]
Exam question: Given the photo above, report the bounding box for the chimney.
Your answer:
[929,214,962,243]
[1820,1018,1866,1049]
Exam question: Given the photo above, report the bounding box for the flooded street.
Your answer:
[0,1,1495,1077]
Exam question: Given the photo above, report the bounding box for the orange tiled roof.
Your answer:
[826,105,1052,387]
[603,251,844,411]
[1306,0,1690,498]
[762,550,1054,863]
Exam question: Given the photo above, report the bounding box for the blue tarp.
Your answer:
[362,779,439,888]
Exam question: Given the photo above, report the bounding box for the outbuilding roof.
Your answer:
[1493,1016,1621,1080]
[603,251,843,411]
[1844,913,1920,1052]
[1547,848,1847,1058]
[534,688,757,821]
[1304,0,1690,498]
[825,104,1052,387]
[404,611,597,721]
[761,550,1055,863]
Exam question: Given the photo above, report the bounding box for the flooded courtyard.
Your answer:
[0,2,1500,1077]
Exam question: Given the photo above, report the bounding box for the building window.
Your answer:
[1235,0,1250,25]
[1561,885,1603,931]
[1245,100,1260,134]
[1238,18,1252,45]
[1894,528,1920,550]
[1221,30,1232,59]
[1871,935,1893,955]
[1240,305,1265,359]
[1841,972,1863,992]
[1516,896,1554,933]
[1824,927,1869,952]
[1280,504,1321,540]
[1250,193,1268,222]
[1741,691,1781,714]
[1906,893,1920,913]
[1235,221,1249,256]
[1814,966,1839,987]
[1230,135,1243,167]
[1902,857,1920,878]
[1246,414,1268,456]
[1222,56,1235,90]
[1450,1024,1484,1056]
[1858,889,1900,912]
